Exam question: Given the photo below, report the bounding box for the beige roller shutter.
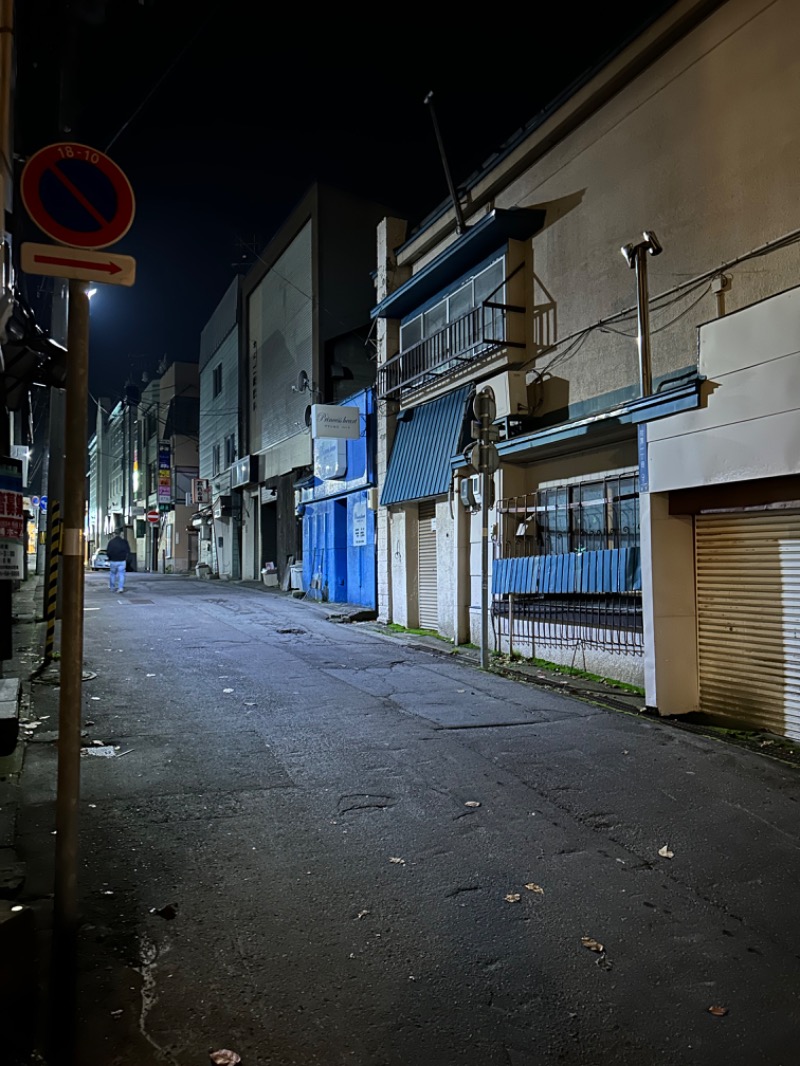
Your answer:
[696,510,800,739]
[418,501,438,631]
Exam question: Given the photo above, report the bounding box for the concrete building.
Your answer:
[86,361,199,573]
[373,0,800,735]
[238,184,391,586]
[197,277,241,579]
[153,361,199,573]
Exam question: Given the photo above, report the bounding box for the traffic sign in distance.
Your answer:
[21,242,136,287]
[20,142,135,250]
[146,510,160,525]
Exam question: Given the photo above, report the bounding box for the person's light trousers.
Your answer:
[109,560,126,591]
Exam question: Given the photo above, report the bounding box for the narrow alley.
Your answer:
[14,573,800,1065]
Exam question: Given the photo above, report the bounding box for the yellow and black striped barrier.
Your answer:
[43,502,61,664]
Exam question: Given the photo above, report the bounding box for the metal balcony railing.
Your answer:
[378,297,524,401]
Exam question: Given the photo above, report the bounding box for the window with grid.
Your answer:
[505,474,640,557]
[399,257,506,355]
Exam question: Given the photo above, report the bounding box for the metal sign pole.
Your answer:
[49,279,90,1065]
[481,468,490,669]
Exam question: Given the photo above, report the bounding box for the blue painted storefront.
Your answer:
[300,389,376,608]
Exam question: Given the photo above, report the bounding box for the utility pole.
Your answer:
[50,279,89,1065]
[466,388,500,669]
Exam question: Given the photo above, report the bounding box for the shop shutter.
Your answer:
[418,501,438,630]
[696,510,800,740]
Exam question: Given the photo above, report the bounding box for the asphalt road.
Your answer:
[16,573,800,1065]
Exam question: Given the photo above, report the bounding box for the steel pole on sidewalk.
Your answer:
[49,279,90,1065]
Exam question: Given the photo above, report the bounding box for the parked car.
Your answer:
[91,549,110,571]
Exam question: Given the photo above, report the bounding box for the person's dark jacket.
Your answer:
[106,536,130,562]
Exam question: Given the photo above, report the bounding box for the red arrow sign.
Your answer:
[21,241,136,286]
[33,252,122,275]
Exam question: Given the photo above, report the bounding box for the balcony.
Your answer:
[378,298,524,401]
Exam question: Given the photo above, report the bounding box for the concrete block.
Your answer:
[0,678,19,757]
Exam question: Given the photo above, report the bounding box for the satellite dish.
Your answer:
[294,370,309,393]
[305,405,312,428]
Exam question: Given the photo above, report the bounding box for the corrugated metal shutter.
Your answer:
[418,501,438,630]
[696,510,800,740]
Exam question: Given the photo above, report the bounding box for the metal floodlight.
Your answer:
[643,230,662,256]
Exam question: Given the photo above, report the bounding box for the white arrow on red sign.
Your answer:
[21,241,136,287]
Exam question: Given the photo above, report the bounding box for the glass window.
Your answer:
[423,301,447,336]
[400,315,423,350]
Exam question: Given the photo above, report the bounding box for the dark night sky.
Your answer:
[14,0,677,402]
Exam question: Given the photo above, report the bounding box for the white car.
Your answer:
[91,549,110,571]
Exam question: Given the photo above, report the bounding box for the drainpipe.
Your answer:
[621,231,663,397]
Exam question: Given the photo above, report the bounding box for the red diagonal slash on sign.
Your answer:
[33,252,122,275]
[48,161,111,227]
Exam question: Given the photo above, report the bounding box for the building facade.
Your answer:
[299,388,377,608]
[373,0,800,735]
[197,277,241,579]
[238,184,390,586]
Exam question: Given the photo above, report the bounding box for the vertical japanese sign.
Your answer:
[352,497,367,547]
[158,441,171,506]
[0,457,24,579]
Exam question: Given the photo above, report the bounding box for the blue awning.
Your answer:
[371,208,545,321]
[381,386,472,506]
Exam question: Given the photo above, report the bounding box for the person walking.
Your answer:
[106,529,130,594]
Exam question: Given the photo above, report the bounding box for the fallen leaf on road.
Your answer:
[356,909,369,920]
[464,801,481,808]
[525,883,544,895]
[581,937,604,953]
[209,1052,241,1066]
[504,893,521,903]
[658,845,674,859]
[149,904,178,920]
[389,857,405,865]
[707,1005,729,1017]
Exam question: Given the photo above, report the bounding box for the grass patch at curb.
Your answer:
[385,623,452,643]
[491,651,645,696]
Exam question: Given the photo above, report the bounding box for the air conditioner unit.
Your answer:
[480,371,529,419]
